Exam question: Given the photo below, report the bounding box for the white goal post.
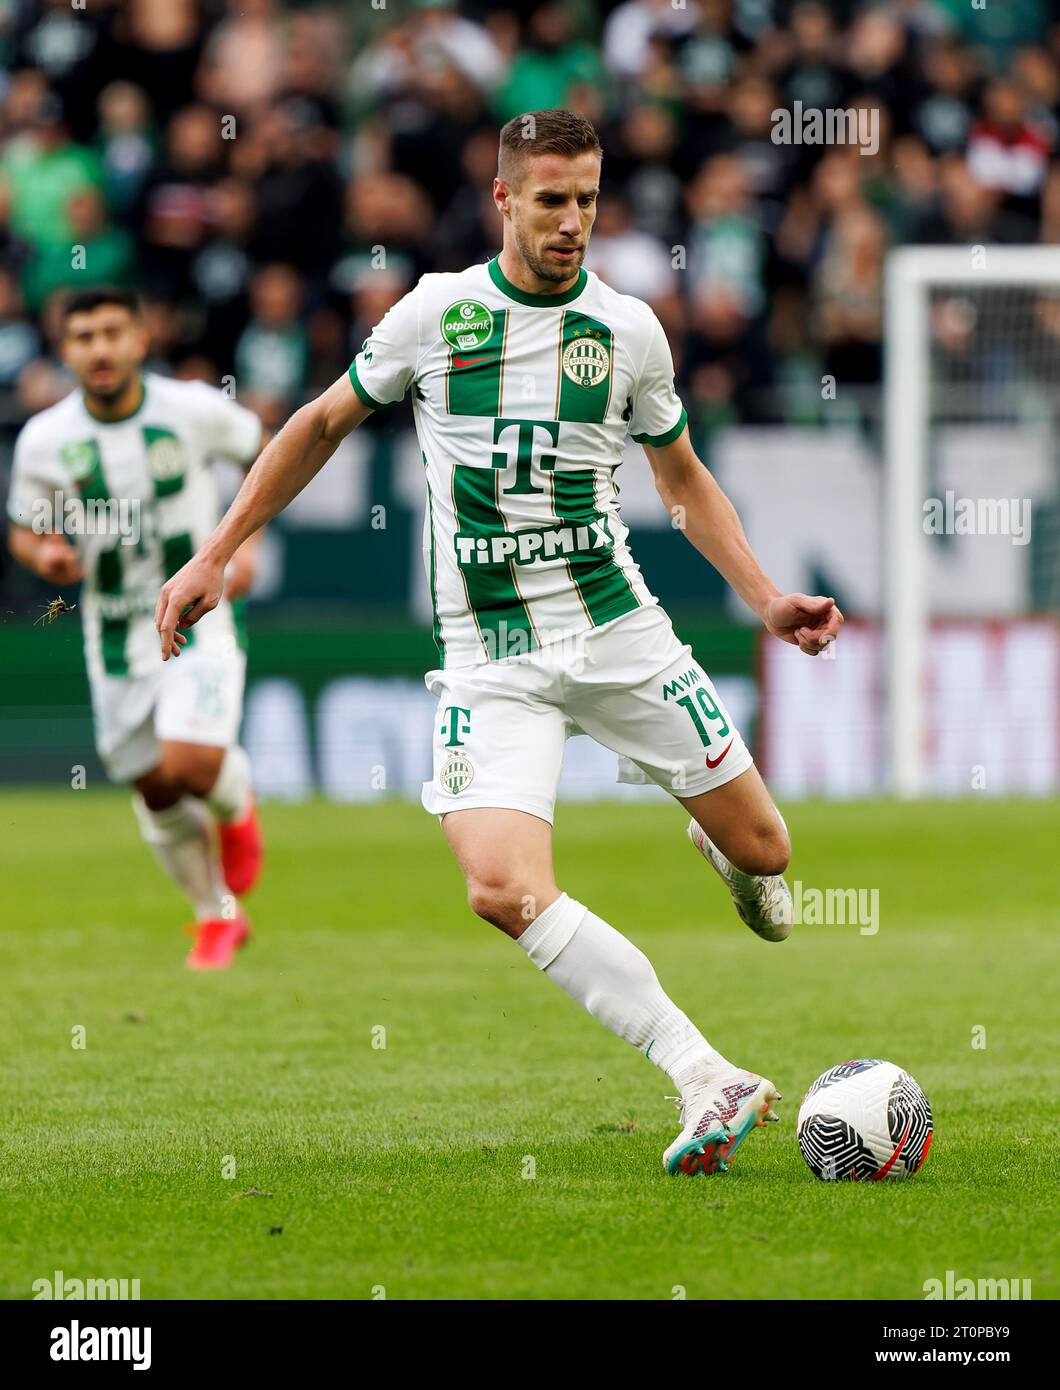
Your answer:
[883,245,1060,798]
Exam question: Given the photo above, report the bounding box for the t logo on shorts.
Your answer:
[441,705,471,747]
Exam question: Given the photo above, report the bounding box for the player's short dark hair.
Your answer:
[63,286,141,321]
[498,109,602,191]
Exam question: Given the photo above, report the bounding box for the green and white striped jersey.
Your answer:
[8,373,262,681]
[349,256,688,668]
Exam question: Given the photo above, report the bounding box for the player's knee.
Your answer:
[466,876,535,934]
[159,746,225,798]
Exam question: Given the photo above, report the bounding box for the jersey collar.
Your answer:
[487,255,587,307]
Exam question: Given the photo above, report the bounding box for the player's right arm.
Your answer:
[155,374,373,658]
[6,419,85,585]
[157,278,423,659]
[7,524,84,584]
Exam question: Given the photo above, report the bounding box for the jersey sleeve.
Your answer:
[628,311,688,447]
[347,284,421,409]
[6,422,66,529]
[191,383,263,466]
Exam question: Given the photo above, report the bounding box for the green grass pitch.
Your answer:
[1,790,1056,1300]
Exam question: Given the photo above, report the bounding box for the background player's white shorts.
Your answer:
[89,647,247,784]
[421,604,753,823]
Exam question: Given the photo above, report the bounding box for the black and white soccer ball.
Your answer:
[797,1059,933,1181]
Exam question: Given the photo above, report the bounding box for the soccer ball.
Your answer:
[797,1059,933,1181]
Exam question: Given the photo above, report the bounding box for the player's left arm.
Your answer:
[642,426,843,656]
[224,428,272,601]
[200,385,273,603]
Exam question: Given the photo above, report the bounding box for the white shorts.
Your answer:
[89,646,247,784]
[421,604,753,823]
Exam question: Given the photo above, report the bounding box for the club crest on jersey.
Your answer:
[144,432,185,483]
[562,336,610,389]
[440,750,475,795]
[441,300,494,351]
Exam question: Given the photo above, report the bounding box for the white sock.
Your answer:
[205,746,252,824]
[132,794,227,922]
[516,893,734,1093]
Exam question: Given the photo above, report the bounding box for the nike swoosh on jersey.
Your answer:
[705,738,734,769]
[452,354,493,368]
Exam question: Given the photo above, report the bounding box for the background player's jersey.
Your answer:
[348,257,688,668]
[8,373,262,681]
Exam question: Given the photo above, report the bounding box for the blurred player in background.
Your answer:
[7,287,266,969]
[157,110,843,1172]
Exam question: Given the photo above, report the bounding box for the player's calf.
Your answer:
[131,742,261,962]
[688,818,793,942]
[132,792,229,924]
[679,766,790,875]
[141,744,262,897]
[132,794,255,966]
[681,773,793,940]
[445,808,751,1167]
[727,821,790,878]
[697,809,790,878]
[206,748,262,894]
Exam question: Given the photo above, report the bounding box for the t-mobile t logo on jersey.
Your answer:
[491,419,560,494]
[441,706,471,747]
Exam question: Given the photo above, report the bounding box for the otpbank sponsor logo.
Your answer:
[455,516,618,567]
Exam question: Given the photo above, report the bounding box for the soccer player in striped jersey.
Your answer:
[157,111,844,1173]
[8,287,266,969]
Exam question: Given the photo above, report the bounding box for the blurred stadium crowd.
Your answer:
[1,0,1059,439]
